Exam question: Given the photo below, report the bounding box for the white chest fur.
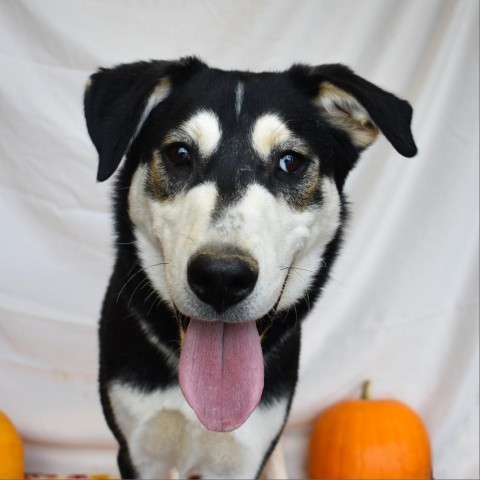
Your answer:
[108,382,288,479]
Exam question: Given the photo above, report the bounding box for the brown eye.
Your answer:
[166,144,191,165]
[278,152,304,174]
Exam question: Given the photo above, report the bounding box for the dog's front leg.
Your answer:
[260,436,288,480]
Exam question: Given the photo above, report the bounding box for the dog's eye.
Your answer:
[278,152,305,174]
[166,144,191,166]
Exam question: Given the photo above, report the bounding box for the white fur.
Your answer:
[129,165,341,321]
[129,167,220,312]
[137,316,179,370]
[235,81,244,119]
[277,177,341,309]
[108,381,288,478]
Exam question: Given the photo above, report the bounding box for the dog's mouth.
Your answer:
[175,274,288,433]
[178,318,264,433]
[176,311,272,338]
[175,313,274,433]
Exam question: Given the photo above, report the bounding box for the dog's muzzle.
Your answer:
[179,244,264,432]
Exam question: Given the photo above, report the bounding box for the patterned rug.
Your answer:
[25,474,117,479]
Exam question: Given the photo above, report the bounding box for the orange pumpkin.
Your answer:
[0,411,24,479]
[308,381,432,479]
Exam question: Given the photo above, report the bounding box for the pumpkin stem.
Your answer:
[361,380,371,400]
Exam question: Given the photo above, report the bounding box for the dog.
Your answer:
[84,57,416,479]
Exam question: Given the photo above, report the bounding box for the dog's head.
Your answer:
[85,57,416,431]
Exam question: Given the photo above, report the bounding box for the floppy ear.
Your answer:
[84,57,204,181]
[289,63,417,157]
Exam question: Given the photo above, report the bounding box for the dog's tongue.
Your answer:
[179,319,264,432]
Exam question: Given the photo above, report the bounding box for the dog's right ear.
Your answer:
[84,57,204,182]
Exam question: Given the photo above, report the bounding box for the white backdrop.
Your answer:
[0,0,478,478]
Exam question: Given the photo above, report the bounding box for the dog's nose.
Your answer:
[187,247,259,313]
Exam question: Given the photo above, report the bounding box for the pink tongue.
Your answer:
[179,319,264,432]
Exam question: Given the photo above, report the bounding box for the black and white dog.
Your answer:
[84,57,416,479]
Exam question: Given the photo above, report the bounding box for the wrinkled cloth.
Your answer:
[0,0,478,477]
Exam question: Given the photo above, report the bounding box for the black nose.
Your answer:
[187,247,259,313]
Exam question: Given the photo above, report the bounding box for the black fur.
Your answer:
[84,57,416,478]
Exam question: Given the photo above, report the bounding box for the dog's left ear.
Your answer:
[289,64,417,157]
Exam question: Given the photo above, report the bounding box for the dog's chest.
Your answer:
[108,382,288,478]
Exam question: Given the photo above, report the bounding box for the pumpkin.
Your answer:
[0,411,24,479]
[308,381,432,479]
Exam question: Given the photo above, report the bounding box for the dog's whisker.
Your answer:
[304,290,312,312]
[146,295,162,317]
[280,306,291,325]
[144,286,159,304]
[116,262,168,303]
[279,265,316,274]
[175,232,195,243]
[116,268,144,303]
[126,259,139,278]
[145,262,169,268]
[327,275,346,289]
[292,303,299,328]
[128,277,151,308]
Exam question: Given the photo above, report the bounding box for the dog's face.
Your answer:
[85,58,415,326]
[85,58,416,431]
[128,83,347,325]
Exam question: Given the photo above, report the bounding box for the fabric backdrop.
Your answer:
[0,0,478,477]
